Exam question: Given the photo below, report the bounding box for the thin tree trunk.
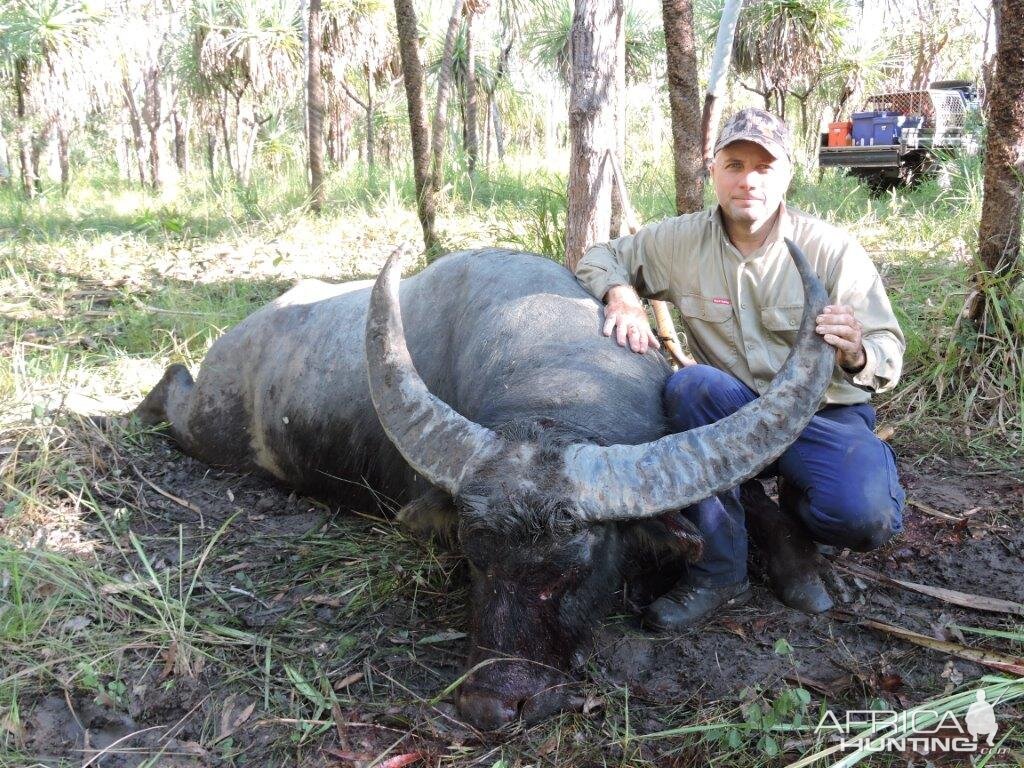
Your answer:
[609,6,626,237]
[491,97,505,160]
[29,127,48,194]
[484,91,492,167]
[662,0,704,214]
[122,77,148,186]
[393,0,438,252]
[366,63,376,170]
[57,123,70,195]
[15,61,36,198]
[142,65,162,190]
[220,92,235,177]
[565,0,622,271]
[970,0,1024,322]
[307,0,326,212]
[431,0,464,191]
[172,108,188,175]
[464,12,479,174]
[206,130,217,180]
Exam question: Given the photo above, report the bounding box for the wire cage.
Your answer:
[862,90,966,135]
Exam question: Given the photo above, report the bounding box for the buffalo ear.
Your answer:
[622,512,704,563]
[398,487,458,549]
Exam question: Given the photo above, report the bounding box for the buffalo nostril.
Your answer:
[458,691,519,730]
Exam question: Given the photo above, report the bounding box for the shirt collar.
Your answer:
[712,201,792,262]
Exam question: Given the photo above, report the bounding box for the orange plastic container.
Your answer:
[828,121,853,147]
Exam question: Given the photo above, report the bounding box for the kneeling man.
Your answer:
[575,108,906,630]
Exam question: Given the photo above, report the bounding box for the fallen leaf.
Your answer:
[582,694,604,716]
[378,753,423,768]
[940,660,964,688]
[718,618,747,639]
[333,672,364,691]
[875,672,903,692]
[418,631,466,645]
[304,594,343,607]
[158,642,177,682]
[537,735,560,756]
[219,694,239,739]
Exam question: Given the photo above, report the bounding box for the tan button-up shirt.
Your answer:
[574,205,905,405]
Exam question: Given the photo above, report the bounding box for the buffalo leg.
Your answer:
[741,480,833,613]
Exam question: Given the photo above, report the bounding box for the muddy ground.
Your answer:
[15,431,1024,767]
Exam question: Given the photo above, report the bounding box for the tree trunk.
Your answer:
[29,128,48,194]
[393,0,438,252]
[491,97,505,160]
[57,123,70,194]
[464,12,479,174]
[307,0,326,212]
[971,0,1024,322]
[142,64,162,190]
[366,63,376,170]
[123,77,148,186]
[609,5,626,237]
[565,0,622,271]
[662,0,705,215]
[172,108,188,175]
[206,130,217,180]
[15,61,36,198]
[431,0,465,191]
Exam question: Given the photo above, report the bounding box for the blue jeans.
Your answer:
[664,365,905,586]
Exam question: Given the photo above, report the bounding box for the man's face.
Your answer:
[711,140,792,229]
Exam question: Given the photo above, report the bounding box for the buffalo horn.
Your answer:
[365,248,503,495]
[564,238,834,521]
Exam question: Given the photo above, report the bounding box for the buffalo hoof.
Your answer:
[777,572,833,614]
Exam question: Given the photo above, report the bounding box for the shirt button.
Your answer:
[745,342,754,351]
[790,319,798,327]
[740,303,747,310]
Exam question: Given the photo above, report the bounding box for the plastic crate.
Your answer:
[873,116,904,145]
[828,121,853,147]
[851,111,879,145]
[852,110,901,145]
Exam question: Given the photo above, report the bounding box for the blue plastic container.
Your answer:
[851,111,879,145]
[872,115,903,145]
[852,110,901,145]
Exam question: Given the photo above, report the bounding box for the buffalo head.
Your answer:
[364,241,831,729]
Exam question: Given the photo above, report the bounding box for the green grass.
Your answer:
[1,154,1022,765]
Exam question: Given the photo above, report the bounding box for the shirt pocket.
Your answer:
[761,305,804,337]
[678,294,738,367]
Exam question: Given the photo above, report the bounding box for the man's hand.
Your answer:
[816,304,866,372]
[603,285,661,354]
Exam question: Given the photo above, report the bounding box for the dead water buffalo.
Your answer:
[135,242,831,729]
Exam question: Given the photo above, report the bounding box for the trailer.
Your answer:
[819,87,978,193]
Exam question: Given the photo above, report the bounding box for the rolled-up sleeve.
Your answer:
[574,219,676,302]
[828,243,905,394]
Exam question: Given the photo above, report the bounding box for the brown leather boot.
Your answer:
[741,480,833,614]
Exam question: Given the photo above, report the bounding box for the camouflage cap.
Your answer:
[714,108,792,161]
